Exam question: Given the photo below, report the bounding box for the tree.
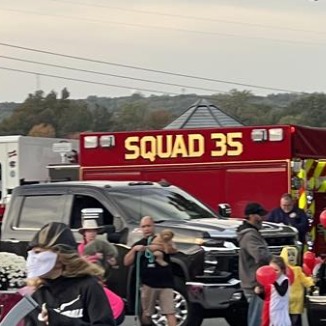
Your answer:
[28,123,56,137]
[91,105,113,131]
[114,102,149,131]
[146,109,173,129]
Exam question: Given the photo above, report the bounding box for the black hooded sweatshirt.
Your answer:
[24,275,115,326]
[237,220,272,295]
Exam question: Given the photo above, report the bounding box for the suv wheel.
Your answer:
[151,277,203,326]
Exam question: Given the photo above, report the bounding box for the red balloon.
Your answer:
[303,251,316,271]
[320,210,326,228]
[286,267,295,284]
[256,266,277,286]
[302,263,312,276]
[315,257,323,266]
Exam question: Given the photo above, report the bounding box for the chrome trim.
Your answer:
[186,278,241,287]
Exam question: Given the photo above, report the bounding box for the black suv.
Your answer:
[0,181,301,326]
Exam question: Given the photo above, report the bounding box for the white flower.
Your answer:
[0,252,26,289]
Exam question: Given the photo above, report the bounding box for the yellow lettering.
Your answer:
[157,135,173,159]
[140,136,157,162]
[211,132,243,157]
[171,135,188,158]
[227,132,243,156]
[188,134,204,157]
[125,136,140,160]
[211,133,227,157]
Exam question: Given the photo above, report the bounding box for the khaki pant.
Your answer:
[141,284,175,316]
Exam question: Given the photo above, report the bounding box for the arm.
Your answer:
[266,208,280,223]
[124,245,145,266]
[244,231,271,266]
[273,279,289,296]
[291,209,309,235]
[298,268,314,288]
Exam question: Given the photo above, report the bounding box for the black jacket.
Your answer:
[25,275,115,326]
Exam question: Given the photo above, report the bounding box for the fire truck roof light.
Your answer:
[84,136,98,149]
[100,135,115,148]
[269,128,284,141]
[251,129,267,142]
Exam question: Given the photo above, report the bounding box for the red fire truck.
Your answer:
[79,125,326,256]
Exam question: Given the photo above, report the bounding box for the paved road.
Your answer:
[122,312,309,326]
[122,316,229,326]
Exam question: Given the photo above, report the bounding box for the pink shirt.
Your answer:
[103,287,124,319]
[78,242,85,255]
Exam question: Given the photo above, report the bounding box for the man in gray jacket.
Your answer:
[237,202,272,326]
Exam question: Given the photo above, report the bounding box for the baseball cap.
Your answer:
[244,203,268,216]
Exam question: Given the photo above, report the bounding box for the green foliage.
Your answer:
[0,89,326,137]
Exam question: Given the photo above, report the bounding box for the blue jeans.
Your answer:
[245,293,263,326]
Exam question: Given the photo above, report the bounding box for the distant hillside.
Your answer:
[0,92,303,123]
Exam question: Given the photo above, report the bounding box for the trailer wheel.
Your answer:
[151,277,203,326]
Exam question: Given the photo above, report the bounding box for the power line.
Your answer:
[0,66,181,95]
[0,42,298,93]
[0,7,324,47]
[0,55,224,93]
[50,0,326,36]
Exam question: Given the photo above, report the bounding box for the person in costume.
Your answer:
[280,246,314,326]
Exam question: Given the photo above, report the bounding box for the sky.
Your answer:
[0,0,325,103]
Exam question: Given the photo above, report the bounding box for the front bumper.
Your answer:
[186,278,244,310]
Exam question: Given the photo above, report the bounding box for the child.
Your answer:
[280,246,314,326]
[255,256,291,326]
[84,239,125,325]
[150,229,177,266]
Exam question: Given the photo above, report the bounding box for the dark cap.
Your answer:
[28,222,77,251]
[244,203,268,216]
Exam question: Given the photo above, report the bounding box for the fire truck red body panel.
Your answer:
[80,125,326,255]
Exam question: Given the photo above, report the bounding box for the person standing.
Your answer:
[267,193,309,244]
[280,246,314,326]
[237,202,272,326]
[24,222,115,326]
[255,256,291,326]
[77,216,102,255]
[124,216,176,326]
[84,239,125,325]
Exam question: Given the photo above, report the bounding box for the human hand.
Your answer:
[254,286,262,294]
[133,245,145,252]
[147,244,163,252]
[37,303,49,325]
[85,254,99,263]
[108,257,117,266]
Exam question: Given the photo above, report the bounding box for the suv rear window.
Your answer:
[17,195,66,229]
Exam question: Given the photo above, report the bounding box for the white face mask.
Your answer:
[26,250,58,278]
